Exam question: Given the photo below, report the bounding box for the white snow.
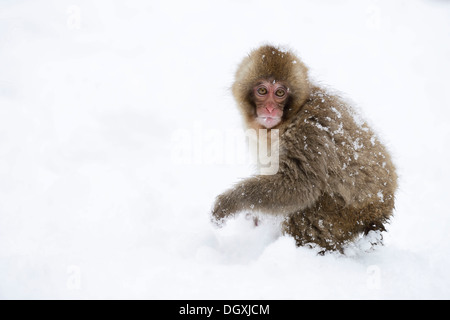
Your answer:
[377,191,384,203]
[1,0,450,299]
[331,107,342,119]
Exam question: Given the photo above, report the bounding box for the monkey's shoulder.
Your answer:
[285,92,352,138]
[282,89,390,162]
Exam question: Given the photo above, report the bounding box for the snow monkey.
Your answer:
[212,45,398,252]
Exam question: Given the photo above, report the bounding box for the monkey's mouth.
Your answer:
[256,116,282,129]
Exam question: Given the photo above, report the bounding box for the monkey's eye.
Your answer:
[257,87,268,95]
[275,89,286,97]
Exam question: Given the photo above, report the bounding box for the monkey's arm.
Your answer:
[212,115,340,224]
[212,162,324,224]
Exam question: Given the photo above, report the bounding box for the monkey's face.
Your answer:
[252,80,288,129]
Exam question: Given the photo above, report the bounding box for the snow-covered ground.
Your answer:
[1,0,449,299]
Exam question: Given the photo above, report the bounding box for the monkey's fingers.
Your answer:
[211,195,235,227]
[211,203,229,226]
[210,214,226,228]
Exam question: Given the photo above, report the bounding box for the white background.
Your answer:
[0,0,449,299]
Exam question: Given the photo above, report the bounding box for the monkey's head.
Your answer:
[232,45,310,130]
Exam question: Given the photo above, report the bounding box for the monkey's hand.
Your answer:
[212,173,322,226]
[211,191,240,227]
[211,175,284,226]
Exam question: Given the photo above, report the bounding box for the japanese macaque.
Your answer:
[212,45,398,252]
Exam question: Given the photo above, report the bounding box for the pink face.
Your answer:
[253,80,288,129]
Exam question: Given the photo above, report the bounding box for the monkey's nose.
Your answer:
[266,106,275,113]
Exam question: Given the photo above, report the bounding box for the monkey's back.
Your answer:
[280,86,398,251]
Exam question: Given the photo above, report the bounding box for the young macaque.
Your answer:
[212,45,398,252]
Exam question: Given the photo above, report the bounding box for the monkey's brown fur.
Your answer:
[212,45,398,252]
